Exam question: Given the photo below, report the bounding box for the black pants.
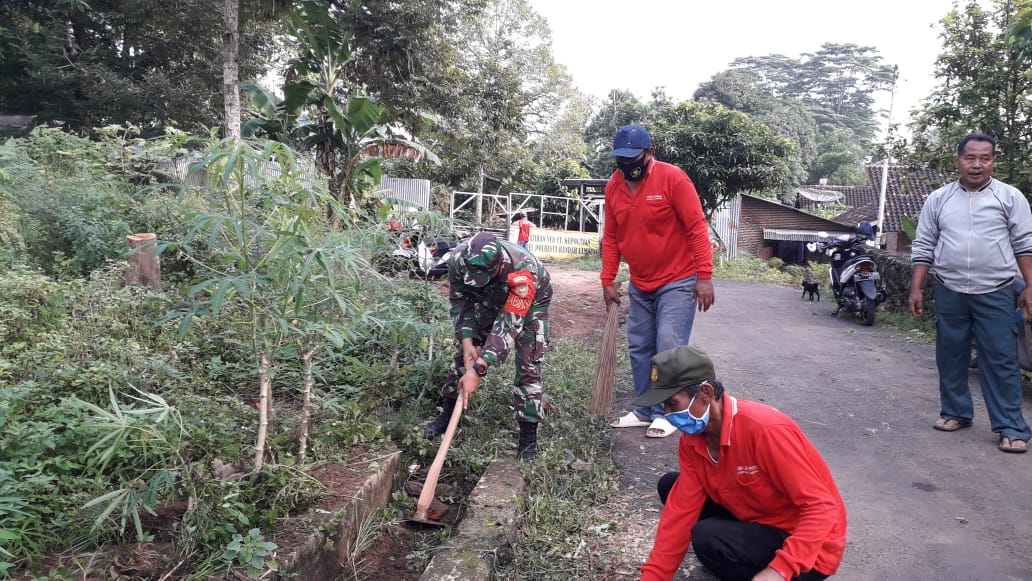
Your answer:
[658,472,830,581]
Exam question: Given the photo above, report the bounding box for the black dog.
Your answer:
[802,281,820,302]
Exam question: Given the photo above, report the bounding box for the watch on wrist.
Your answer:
[472,361,488,377]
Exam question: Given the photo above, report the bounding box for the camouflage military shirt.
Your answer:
[447,232,552,367]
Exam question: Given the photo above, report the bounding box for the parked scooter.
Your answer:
[403,234,461,280]
[807,227,887,326]
[377,228,468,280]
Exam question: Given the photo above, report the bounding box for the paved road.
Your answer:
[611,278,1032,581]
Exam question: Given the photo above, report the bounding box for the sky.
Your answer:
[528,0,961,131]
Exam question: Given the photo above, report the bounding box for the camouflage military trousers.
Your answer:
[441,304,550,423]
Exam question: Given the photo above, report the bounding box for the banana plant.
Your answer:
[240,3,439,225]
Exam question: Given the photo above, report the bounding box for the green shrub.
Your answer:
[0,267,66,355]
[0,128,196,278]
[0,132,473,576]
[221,528,279,579]
[0,195,26,271]
[713,254,815,288]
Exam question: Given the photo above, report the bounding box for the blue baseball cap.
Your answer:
[608,124,652,158]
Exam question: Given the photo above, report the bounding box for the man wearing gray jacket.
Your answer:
[909,133,1032,453]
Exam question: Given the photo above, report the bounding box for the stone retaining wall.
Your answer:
[866,249,943,316]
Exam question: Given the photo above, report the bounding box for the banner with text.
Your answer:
[509,226,601,260]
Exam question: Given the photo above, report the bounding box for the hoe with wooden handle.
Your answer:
[409,397,464,526]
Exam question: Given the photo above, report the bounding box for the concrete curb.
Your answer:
[277,450,401,580]
[420,458,525,580]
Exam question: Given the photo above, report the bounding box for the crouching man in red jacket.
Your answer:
[638,345,847,581]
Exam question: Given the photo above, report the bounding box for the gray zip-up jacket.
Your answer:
[911,178,1032,294]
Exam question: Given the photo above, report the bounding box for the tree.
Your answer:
[582,90,650,178]
[581,94,792,214]
[519,92,593,196]
[694,69,768,112]
[706,44,893,187]
[695,70,819,185]
[320,0,488,131]
[224,0,242,139]
[809,128,868,185]
[908,0,1032,193]
[1005,1,1032,58]
[730,43,895,141]
[649,100,793,217]
[241,3,440,219]
[414,0,578,198]
[0,0,282,134]
[159,136,375,469]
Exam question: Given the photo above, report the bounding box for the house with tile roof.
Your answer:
[795,183,874,212]
[711,193,854,263]
[797,165,953,253]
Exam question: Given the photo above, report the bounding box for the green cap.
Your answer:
[634,345,716,407]
[460,233,503,287]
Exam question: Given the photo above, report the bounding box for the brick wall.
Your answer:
[738,196,849,258]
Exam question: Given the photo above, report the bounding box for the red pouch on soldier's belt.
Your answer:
[504,270,536,316]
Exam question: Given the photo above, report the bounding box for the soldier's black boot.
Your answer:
[424,395,457,438]
[517,422,538,462]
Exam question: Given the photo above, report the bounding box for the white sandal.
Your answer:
[610,411,651,428]
[646,417,678,438]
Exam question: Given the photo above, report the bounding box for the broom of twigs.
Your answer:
[589,288,621,417]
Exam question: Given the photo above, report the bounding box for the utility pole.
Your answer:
[875,65,899,246]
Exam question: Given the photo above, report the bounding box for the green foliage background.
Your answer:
[908,0,1032,194]
[1,0,1027,577]
[0,129,456,577]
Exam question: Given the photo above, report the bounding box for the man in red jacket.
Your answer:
[639,345,847,581]
[516,212,532,249]
[601,124,715,438]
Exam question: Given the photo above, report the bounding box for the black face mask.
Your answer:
[617,154,649,182]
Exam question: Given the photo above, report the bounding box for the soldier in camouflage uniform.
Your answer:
[424,232,552,461]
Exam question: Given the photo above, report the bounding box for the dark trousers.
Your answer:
[934,283,1030,439]
[658,472,829,581]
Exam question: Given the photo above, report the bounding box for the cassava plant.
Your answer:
[157,136,380,469]
[78,386,185,541]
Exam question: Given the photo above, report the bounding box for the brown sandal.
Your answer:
[933,418,971,432]
[999,436,1029,454]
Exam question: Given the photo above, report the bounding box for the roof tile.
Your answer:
[799,165,952,233]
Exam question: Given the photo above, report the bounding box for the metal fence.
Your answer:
[379,177,431,210]
[450,190,602,233]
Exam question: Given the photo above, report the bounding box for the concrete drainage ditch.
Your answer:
[419,458,523,580]
[277,455,523,581]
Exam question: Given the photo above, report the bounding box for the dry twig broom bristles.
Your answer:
[588,294,620,417]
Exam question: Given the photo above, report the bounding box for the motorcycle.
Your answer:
[377,229,467,280]
[807,230,887,326]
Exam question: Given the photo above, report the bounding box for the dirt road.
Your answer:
[575,274,1032,580]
